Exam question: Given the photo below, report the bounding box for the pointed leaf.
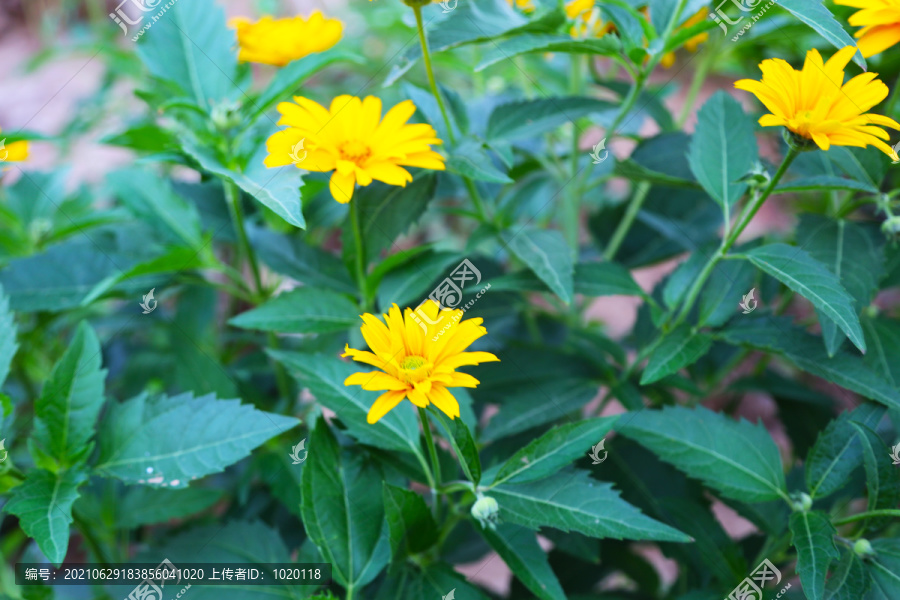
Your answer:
[501,228,573,303]
[229,287,359,334]
[867,539,900,600]
[777,0,865,69]
[641,326,712,385]
[0,284,18,389]
[850,422,900,522]
[574,262,645,297]
[486,97,616,141]
[480,524,566,600]
[790,510,839,600]
[429,408,481,485]
[824,549,869,600]
[382,483,438,559]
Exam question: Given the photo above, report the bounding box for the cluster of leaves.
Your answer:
[0,0,899,599]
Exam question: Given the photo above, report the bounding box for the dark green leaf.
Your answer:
[229,287,358,334]
[486,97,616,141]
[481,379,599,442]
[476,35,620,71]
[866,539,900,600]
[501,228,573,302]
[374,562,489,600]
[573,262,645,297]
[824,548,869,600]
[640,326,712,385]
[481,524,566,600]
[790,510,839,600]
[248,227,355,294]
[777,0,865,69]
[429,408,481,485]
[850,422,900,522]
[698,259,757,327]
[0,284,17,388]
[382,483,438,558]
[117,486,223,528]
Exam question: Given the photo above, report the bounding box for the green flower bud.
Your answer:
[211,100,243,131]
[790,492,812,512]
[853,539,875,557]
[471,494,500,530]
[782,128,818,152]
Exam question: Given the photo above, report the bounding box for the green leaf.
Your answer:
[374,250,462,311]
[481,379,599,442]
[31,322,106,467]
[476,34,620,71]
[269,351,424,457]
[248,227,355,294]
[619,405,788,502]
[573,262,645,297]
[480,524,566,600]
[805,402,885,499]
[429,408,481,485]
[866,539,900,600]
[116,486,223,528]
[180,135,305,228]
[446,138,513,184]
[374,563,489,600]
[864,316,900,389]
[501,228,573,303]
[107,169,202,249]
[5,469,86,565]
[790,510,839,600]
[825,549,869,600]
[136,0,239,109]
[492,417,619,486]
[301,418,389,590]
[95,391,298,486]
[382,483,439,558]
[0,284,18,389]
[688,91,757,218]
[744,243,866,353]
[486,97,616,141]
[776,175,878,194]
[698,259,757,327]
[796,216,884,356]
[777,0,865,69]
[229,287,358,334]
[850,422,900,521]
[640,326,712,385]
[491,469,691,542]
[613,132,699,188]
[717,317,900,411]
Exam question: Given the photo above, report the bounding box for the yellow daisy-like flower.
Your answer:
[229,12,343,66]
[835,0,900,58]
[264,95,446,204]
[343,300,499,424]
[0,129,28,164]
[734,46,900,161]
[565,0,615,38]
[506,0,535,13]
[661,8,709,68]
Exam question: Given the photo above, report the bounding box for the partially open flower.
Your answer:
[834,0,900,58]
[229,12,343,66]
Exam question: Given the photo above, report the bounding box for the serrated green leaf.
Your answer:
[492,417,619,486]
[698,258,756,327]
[850,422,900,523]
[481,379,599,442]
[688,91,757,218]
[229,287,359,334]
[374,563,489,600]
[491,469,690,542]
[116,486,223,528]
[641,326,712,385]
[248,226,355,294]
[476,34,620,71]
[501,228,573,303]
[777,0,865,69]
[824,548,869,600]
[447,139,513,184]
[790,510,838,600]
[573,262,644,297]
[31,322,106,467]
[5,469,86,565]
[301,418,389,590]
[480,524,566,600]
[95,391,298,486]
[619,405,788,502]
[486,97,616,141]
[866,539,900,600]
[429,408,481,485]
[382,483,438,559]
[744,243,865,352]
[0,284,18,389]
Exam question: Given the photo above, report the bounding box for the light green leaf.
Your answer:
[573,262,645,297]
[5,469,86,565]
[116,486,223,528]
[269,351,424,458]
[790,510,839,600]
[777,0,865,69]
[95,391,298,486]
[492,417,619,486]
[446,138,513,184]
[619,405,788,502]
[502,228,573,303]
[480,524,566,600]
[248,227,355,294]
[641,325,712,385]
[302,418,389,590]
[698,258,757,327]
[776,175,878,194]
[744,243,865,353]
[31,322,106,467]
[491,469,691,542]
[486,97,616,141]
[476,34,620,71]
[229,287,359,334]
[0,284,18,389]
[382,483,438,559]
[688,91,757,218]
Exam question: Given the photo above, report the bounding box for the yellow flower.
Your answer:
[0,129,28,164]
[506,0,535,13]
[734,46,900,160]
[834,0,900,58]
[661,8,709,68]
[343,300,499,424]
[229,12,342,66]
[264,95,446,204]
[565,0,615,38]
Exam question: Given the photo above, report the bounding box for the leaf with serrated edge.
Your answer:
[480,524,566,600]
[790,511,839,600]
[641,326,712,384]
[502,228,573,303]
[229,287,359,334]
[382,483,438,559]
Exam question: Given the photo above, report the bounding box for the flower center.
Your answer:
[339,140,372,164]
[398,355,431,384]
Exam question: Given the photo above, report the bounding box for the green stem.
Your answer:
[413,5,455,145]
[885,71,900,119]
[268,332,293,411]
[564,54,586,252]
[74,514,112,568]
[350,198,369,310]
[418,407,443,521]
[834,509,900,526]
[603,181,650,261]
[224,181,264,297]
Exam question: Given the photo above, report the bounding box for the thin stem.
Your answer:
[418,407,443,520]
[834,509,900,526]
[886,71,900,119]
[224,181,264,296]
[677,45,714,128]
[604,181,650,261]
[413,5,455,146]
[268,332,293,411]
[349,198,369,310]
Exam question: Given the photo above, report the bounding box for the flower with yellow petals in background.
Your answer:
[506,0,535,13]
[343,300,499,424]
[0,129,28,164]
[229,12,343,66]
[735,46,900,161]
[565,0,615,38]
[661,8,709,68]
[835,0,900,58]
[264,95,446,204]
